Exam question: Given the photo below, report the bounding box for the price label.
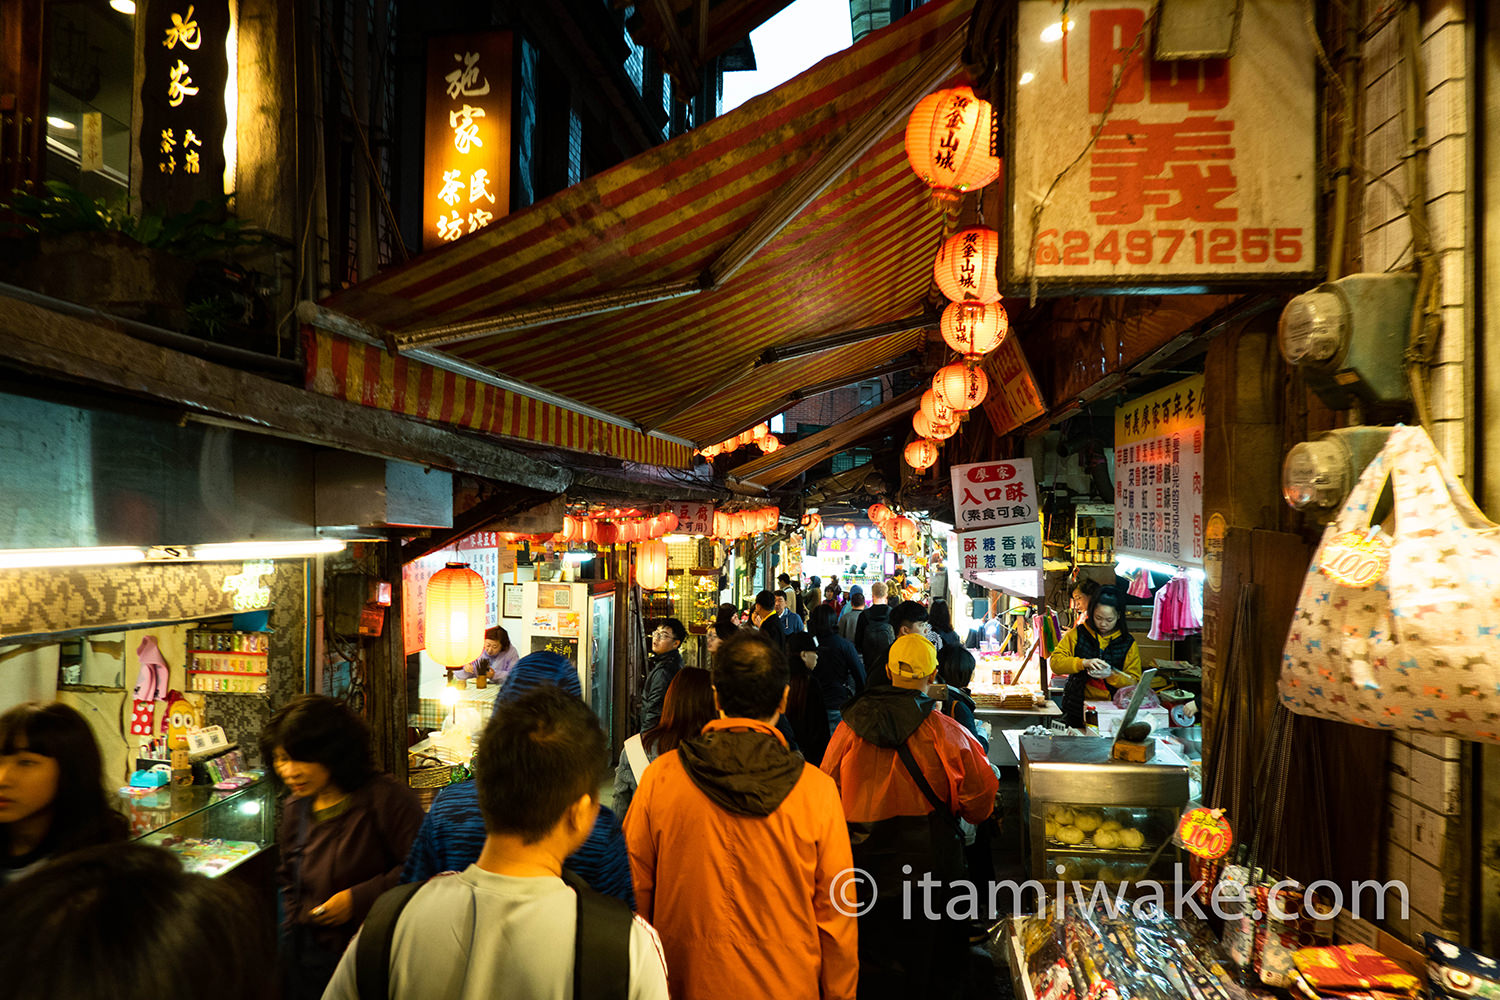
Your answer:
[1175,807,1234,860]
[1318,530,1391,588]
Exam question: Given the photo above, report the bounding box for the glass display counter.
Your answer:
[122,777,274,878]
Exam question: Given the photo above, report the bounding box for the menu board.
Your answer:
[1114,374,1206,566]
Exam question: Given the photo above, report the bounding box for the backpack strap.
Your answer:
[562,869,632,1000]
[355,880,424,1000]
[894,739,964,840]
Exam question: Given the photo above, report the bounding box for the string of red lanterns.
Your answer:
[697,423,780,462]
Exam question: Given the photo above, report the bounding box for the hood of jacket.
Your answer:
[677,721,805,817]
[839,684,937,748]
[861,604,892,627]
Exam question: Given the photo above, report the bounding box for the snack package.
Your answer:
[1293,944,1421,999]
[1426,935,1500,1000]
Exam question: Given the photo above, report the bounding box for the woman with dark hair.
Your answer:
[1069,578,1102,626]
[928,599,962,652]
[1051,586,1142,728]
[0,701,127,883]
[808,604,865,724]
[784,634,830,765]
[261,695,423,1000]
[0,842,274,1000]
[936,644,987,751]
[613,667,716,816]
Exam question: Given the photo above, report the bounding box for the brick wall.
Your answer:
[1358,0,1469,943]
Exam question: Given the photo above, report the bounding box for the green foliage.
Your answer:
[1,181,268,260]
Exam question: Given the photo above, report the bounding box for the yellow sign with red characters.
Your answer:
[1175,807,1234,860]
[1318,529,1391,589]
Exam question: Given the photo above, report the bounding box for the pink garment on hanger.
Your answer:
[133,636,170,702]
[1128,570,1153,599]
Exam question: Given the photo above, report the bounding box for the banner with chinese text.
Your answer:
[140,1,230,210]
[950,458,1038,529]
[1007,0,1316,287]
[672,502,716,536]
[954,522,1045,600]
[981,335,1047,436]
[1114,374,1205,566]
[424,32,512,248]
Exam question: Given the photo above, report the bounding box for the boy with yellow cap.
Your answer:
[820,633,998,1000]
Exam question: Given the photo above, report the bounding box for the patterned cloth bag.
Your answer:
[1280,425,1500,742]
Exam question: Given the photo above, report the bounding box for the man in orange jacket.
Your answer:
[821,633,998,1000]
[625,629,858,999]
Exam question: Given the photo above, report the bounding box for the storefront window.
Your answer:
[43,1,135,199]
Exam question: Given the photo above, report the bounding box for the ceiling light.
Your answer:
[46,116,74,131]
[0,546,147,569]
[1040,20,1075,43]
[110,0,137,13]
[190,539,346,561]
[1018,71,1036,86]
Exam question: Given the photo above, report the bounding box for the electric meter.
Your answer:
[1277,273,1417,410]
[1280,427,1392,522]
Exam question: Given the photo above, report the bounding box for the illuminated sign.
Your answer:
[139,2,231,209]
[1115,375,1205,566]
[1007,0,1316,288]
[950,458,1038,529]
[423,33,512,249]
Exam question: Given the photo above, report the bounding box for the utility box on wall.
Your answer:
[1278,273,1417,410]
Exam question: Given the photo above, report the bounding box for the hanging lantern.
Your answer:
[500,531,523,543]
[752,422,770,440]
[701,444,720,460]
[905,86,1002,205]
[766,506,780,529]
[637,540,669,590]
[927,415,957,441]
[867,503,893,524]
[801,512,821,533]
[913,410,940,440]
[890,516,919,547]
[424,563,487,666]
[736,430,755,448]
[594,521,617,546]
[904,438,939,471]
[933,227,1001,304]
[759,435,781,453]
[580,519,598,543]
[941,300,1009,360]
[933,363,989,411]
[658,510,679,534]
[920,388,957,428]
[562,515,581,541]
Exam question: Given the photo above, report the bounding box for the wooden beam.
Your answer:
[0,296,572,493]
[400,489,555,564]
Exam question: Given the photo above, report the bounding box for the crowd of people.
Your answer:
[0,575,1143,1000]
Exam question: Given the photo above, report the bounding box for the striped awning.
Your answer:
[728,386,924,490]
[305,0,975,470]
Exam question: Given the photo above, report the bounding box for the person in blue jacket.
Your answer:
[400,652,634,906]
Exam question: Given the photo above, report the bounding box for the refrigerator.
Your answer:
[509,581,617,746]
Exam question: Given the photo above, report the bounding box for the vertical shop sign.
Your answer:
[980,335,1047,435]
[955,522,1044,599]
[139,1,231,210]
[950,458,1038,529]
[1114,374,1205,566]
[424,32,512,249]
[1007,0,1315,288]
[672,502,716,536]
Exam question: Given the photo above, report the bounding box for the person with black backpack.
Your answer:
[319,687,668,1000]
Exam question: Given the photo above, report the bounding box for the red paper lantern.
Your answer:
[759,435,781,453]
[752,422,770,440]
[904,438,939,471]
[424,563,487,666]
[562,515,581,541]
[867,503,893,524]
[636,540,669,590]
[801,512,821,533]
[701,444,720,459]
[594,522,617,545]
[905,86,1002,204]
[941,301,1008,360]
[933,363,989,411]
[920,388,957,428]
[890,516,919,547]
[934,227,1001,304]
[658,510,679,534]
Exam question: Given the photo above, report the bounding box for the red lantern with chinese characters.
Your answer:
[658,510,679,535]
[933,227,1001,304]
[890,517,919,547]
[904,438,939,471]
[424,563,487,666]
[941,300,1008,360]
[636,540,669,590]
[927,412,957,441]
[867,503,893,524]
[933,363,989,411]
[905,86,1002,205]
[801,512,821,533]
[920,388,957,428]
[766,506,780,530]
[752,422,770,440]
[759,435,781,453]
[701,444,720,460]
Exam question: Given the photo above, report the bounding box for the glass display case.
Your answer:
[1020,735,1189,883]
[122,777,274,878]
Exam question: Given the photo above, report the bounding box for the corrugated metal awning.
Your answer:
[304,0,975,469]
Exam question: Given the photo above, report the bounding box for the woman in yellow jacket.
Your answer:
[1051,586,1141,728]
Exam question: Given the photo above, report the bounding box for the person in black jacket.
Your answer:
[785,635,831,765]
[936,644,987,752]
[928,600,963,655]
[640,618,686,733]
[750,590,786,652]
[808,605,864,730]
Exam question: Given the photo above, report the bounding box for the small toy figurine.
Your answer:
[165,696,198,750]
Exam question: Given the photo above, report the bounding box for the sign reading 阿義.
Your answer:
[1114,375,1205,566]
[424,33,513,249]
[1007,0,1316,289]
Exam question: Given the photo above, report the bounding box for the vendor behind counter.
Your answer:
[1050,587,1141,728]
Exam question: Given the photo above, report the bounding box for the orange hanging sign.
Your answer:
[1318,529,1391,588]
[1175,807,1234,860]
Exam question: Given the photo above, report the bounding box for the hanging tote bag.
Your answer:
[1280,424,1500,743]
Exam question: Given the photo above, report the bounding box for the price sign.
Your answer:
[1175,806,1234,859]
[1318,530,1391,588]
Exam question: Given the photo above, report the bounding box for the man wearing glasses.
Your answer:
[640,618,687,733]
